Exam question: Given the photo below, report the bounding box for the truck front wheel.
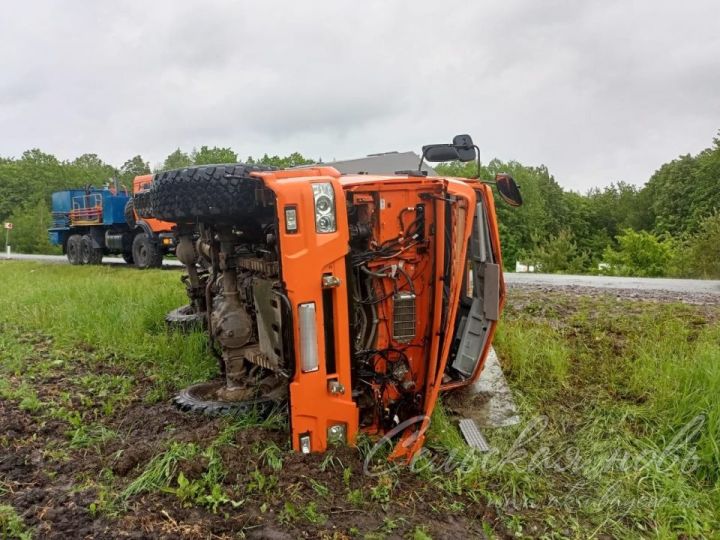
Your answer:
[67,234,82,265]
[132,233,163,269]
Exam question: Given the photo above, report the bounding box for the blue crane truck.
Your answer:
[48,180,175,268]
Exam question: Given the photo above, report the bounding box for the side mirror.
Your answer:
[495,173,523,207]
[422,144,461,162]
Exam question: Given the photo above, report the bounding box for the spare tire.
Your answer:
[133,191,152,218]
[137,163,276,223]
[124,198,136,228]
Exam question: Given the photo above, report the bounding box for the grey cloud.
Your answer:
[0,0,718,191]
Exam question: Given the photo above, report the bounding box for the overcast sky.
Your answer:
[1,1,719,191]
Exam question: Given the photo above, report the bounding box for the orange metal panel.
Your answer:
[255,169,358,453]
[132,175,175,233]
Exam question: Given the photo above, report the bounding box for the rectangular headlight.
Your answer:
[298,302,319,372]
[285,206,298,233]
[299,433,311,454]
[312,183,336,233]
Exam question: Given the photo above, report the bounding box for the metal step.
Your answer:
[458,418,490,452]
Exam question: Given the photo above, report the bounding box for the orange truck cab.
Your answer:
[137,134,522,458]
[125,175,177,268]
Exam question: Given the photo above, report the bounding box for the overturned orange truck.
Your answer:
[136,135,522,458]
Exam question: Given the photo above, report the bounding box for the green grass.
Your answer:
[425,293,720,538]
[121,441,200,500]
[0,504,32,540]
[0,261,216,398]
[1,260,718,538]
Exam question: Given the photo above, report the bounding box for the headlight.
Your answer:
[312,183,336,233]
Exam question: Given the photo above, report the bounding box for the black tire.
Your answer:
[133,191,151,218]
[122,252,134,265]
[132,233,163,269]
[80,235,91,265]
[137,163,276,223]
[172,380,279,418]
[81,235,103,265]
[165,304,206,332]
[67,234,82,265]
[124,198,136,228]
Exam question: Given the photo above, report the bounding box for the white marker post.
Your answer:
[3,222,12,255]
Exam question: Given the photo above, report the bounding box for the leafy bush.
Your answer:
[522,230,590,274]
[684,213,720,279]
[7,199,60,254]
[602,229,673,277]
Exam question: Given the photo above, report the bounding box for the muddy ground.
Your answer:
[2,282,717,539]
[0,332,501,539]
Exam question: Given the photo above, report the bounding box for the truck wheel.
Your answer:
[132,233,163,269]
[124,198,136,228]
[136,163,276,223]
[172,380,278,418]
[81,235,103,265]
[67,235,82,265]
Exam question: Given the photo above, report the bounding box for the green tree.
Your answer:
[7,199,59,254]
[118,155,150,188]
[247,152,315,168]
[683,213,720,279]
[641,132,720,235]
[161,148,193,171]
[523,230,589,274]
[191,146,238,165]
[603,229,673,277]
[69,153,118,185]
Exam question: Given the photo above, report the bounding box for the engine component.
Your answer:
[392,292,416,343]
[252,278,284,372]
[104,230,127,251]
[211,292,254,387]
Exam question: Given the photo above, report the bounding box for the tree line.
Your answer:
[437,131,720,279]
[1,135,718,278]
[0,147,314,254]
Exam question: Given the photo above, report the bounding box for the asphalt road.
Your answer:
[0,252,183,268]
[504,271,720,294]
[2,253,719,295]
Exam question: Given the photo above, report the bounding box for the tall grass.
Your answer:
[429,294,720,537]
[0,261,216,394]
[486,299,720,538]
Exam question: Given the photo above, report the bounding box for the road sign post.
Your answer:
[4,222,12,254]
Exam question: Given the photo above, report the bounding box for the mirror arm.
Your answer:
[472,145,481,179]
[418,151,427,173]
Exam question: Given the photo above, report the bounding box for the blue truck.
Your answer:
[48,180,175,268]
